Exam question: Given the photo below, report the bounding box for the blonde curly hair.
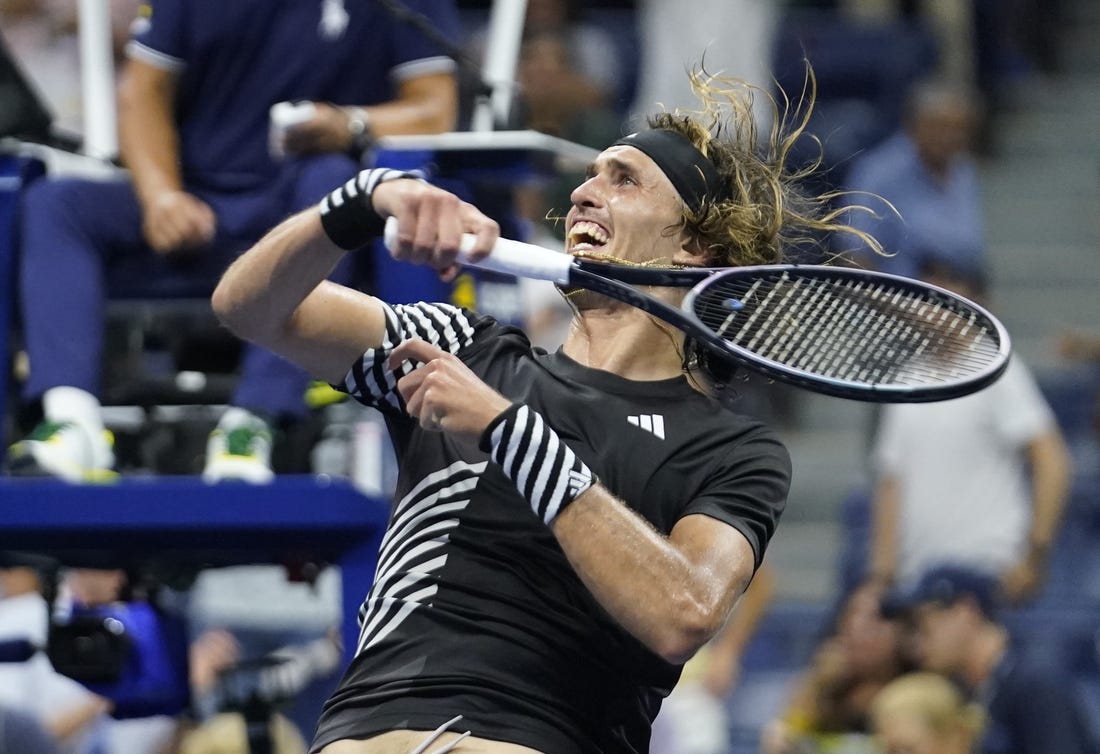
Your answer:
[645,66,882,267]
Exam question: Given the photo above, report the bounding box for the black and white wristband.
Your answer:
[317,168,423,250]
[479,404,597,525]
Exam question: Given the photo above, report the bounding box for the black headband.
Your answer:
[612,129,723,213]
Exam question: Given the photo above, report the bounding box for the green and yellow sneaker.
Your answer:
[4,421,118,483]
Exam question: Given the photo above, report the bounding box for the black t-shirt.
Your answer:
[312,303,791,754]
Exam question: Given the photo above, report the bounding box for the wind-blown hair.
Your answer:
[647,66,883,267]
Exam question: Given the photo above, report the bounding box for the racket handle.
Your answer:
[383,216,572,284]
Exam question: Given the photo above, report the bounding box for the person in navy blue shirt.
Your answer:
[5,0,460,483]
[888,565,1098,754]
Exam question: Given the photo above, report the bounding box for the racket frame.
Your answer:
[380,218,1011,402]
[681,265,1011,402]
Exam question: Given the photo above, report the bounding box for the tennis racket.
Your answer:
[383,218,1011,403]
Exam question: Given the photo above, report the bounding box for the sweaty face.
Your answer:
[565,145,690,269]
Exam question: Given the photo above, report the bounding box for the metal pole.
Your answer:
[470,0,527,132]
[77,0,118,159]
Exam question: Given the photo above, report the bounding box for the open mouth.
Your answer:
[567,220,610,254]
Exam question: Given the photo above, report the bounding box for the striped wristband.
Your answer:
[479,404,596,525]
[318,168,422,250]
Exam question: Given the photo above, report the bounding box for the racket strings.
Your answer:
[694,273,1002,386]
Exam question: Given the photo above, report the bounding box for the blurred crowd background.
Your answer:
[1,0,1099,752]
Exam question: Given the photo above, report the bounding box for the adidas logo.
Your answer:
[567,469,591,498]
[626,414,665,439]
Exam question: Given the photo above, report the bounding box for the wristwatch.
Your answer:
[344,106,373,154]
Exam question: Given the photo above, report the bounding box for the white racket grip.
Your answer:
[383,216,573,284]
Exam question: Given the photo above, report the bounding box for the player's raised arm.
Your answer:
[211,169,498,385]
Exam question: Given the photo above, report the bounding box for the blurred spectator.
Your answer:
[761,581,914,754]
[826,0,1060,115]
[56,568,182,754]
[651,562,776,754]
[512,21,623,238]
[869,671,985,754]
[470,0,626,253]
[514,28,621,146]
[4,0,460,484]
[837,78,985,280]
[0,706,67,754]
[0,562,112,754]
[187,626,341,722]
[464,0,627,300]
[1057,329,1100,365]
[520,0,625,124]
[0,564,189,753]
[183,625,342,754]
[465,0,626,128]
[886,564,1097,753]
[1054,328,1100,445]
[630,0,778,126]
[837,0,977,91]
[866,258,1073,602]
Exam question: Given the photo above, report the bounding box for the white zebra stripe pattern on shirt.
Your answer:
[342,302,478,412]
[355,460,487,656]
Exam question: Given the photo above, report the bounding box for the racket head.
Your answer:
[682,265,1011,403]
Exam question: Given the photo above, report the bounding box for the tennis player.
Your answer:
[211,72,878,754]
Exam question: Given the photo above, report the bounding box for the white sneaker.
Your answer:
[4,421,117,483]
[202,413,275,484]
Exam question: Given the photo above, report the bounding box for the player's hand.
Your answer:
[389,338,511,438]
[282,102,355,155]
[142,190,216,255]
[372,179,499,280]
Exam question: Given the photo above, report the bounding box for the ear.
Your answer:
[673,233,713,267]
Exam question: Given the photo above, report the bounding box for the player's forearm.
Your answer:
[478,402,751,662]
[213,209,345,342]
[552,492,752,664]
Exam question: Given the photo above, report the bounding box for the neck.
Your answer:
[962,623,1008,689]
[561,305,686,381]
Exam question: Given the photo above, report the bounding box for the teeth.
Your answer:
[568,221,609,247]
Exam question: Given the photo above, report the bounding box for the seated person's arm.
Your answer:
[868,474,901,587]
[117,57,215,253]
[283,71,459,156]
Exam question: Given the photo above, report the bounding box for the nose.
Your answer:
[570,174,604,209]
